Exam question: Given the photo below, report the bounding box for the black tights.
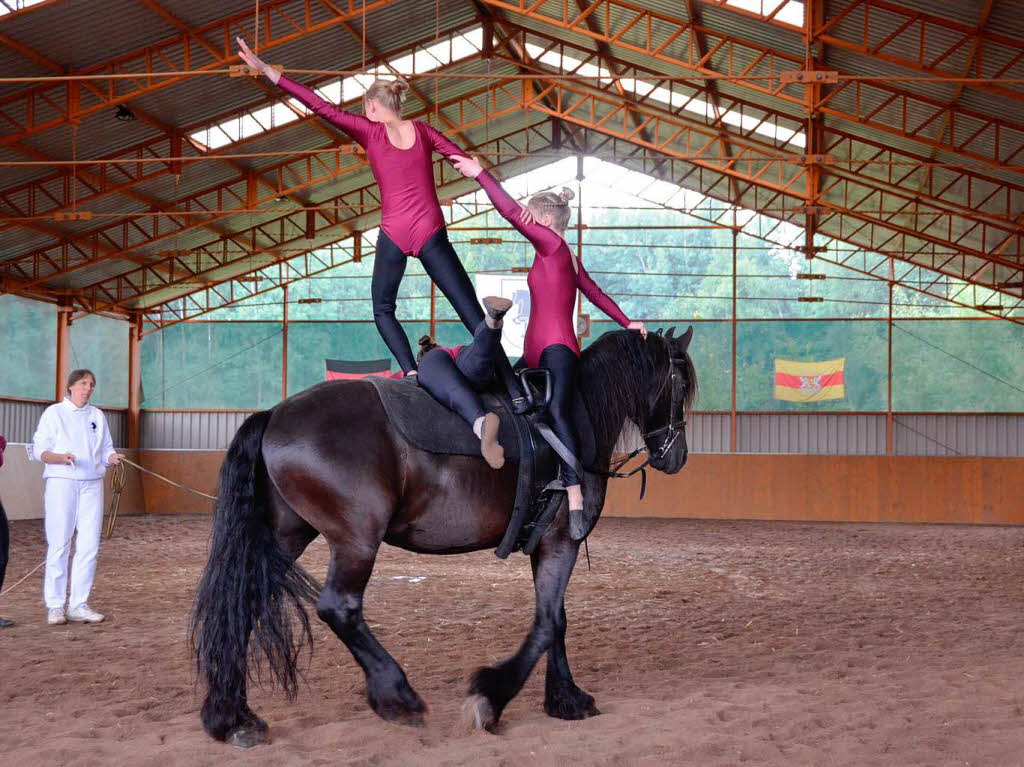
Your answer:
[372,228,521,398]
[417,320,500,426]
[538,344,581,487]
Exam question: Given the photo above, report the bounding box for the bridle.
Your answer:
[641,341,689,462]
[590,333,690,496]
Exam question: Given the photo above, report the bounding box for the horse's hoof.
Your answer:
[544,682,600,720]
[369,687,428,726]
[225,723,269,749]
[462,694,496,731]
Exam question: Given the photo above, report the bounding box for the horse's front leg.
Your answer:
[544,470,606,719]
[465,514,580,729]
[543,599,600,720]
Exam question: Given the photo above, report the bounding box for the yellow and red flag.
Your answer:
[773,358,846,402]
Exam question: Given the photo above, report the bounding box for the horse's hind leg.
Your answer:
[317,546,427,725]
[466,523,579,729]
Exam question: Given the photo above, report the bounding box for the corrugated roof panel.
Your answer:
[0,227,53,261]
[3,0,178,71]
[0,49,51,102]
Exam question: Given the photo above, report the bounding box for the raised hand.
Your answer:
[451,155,484,179]
[518,203,536,226]
[236,37,281,84]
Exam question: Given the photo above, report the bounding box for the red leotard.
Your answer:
[278,76,464,255]
[476,171,630,367]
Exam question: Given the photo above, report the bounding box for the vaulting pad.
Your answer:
[366,377,596,467]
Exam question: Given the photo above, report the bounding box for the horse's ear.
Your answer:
[679,325,694,352]
[665,327,675,339]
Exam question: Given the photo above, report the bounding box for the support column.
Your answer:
[282,283,289,400]
[55,298,72,401]
[730,226,738,452]
[127,312,142,448]
[887,257,895,455]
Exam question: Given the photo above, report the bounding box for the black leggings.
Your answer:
[372,228,521,396]
[417,320,500,426]
[538,344,581,487]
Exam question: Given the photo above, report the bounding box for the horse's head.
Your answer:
[640,326,697,474]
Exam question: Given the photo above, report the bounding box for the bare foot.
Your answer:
[479,412,505,469]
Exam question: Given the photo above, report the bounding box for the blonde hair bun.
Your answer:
[559,187,575,203]
[365,78,409,114]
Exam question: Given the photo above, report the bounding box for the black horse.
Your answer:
[191,327,697,747]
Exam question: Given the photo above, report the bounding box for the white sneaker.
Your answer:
[67,604,104,623]
[47,607,67,625]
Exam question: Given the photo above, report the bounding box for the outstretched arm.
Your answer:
[452,158,559,253]
[236,36,372,146]
[576,262,631,329]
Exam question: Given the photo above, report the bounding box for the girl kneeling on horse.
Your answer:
[451,156,646,536]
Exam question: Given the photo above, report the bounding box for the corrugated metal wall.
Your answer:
[689,413,732,453]
[140,410,254,450]
[0,398,126,447]
[4,398,1022,456]
[737,414,888,455]
[894,415,1024,457]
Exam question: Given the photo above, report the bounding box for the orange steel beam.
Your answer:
[0,0,68,22]
[475,0,1024,170]
[136,122,555,328]
[0,49,509,289]
[55,299,71,401]
[472,1,590,154]
[126,312,142,447]
[131,111,1020,325]
[497,23,1024,227]
[516,76,1024,286]
[601,144,1023,320]
[0,20,483,230]
[911,0,997,200]
[59,118,548,315]
[489,27,1024,263]
[699,0,1024,104]
[0,0,403,146]
[570,0,668,176]
[683,0,740,203]
[0,24,252,262]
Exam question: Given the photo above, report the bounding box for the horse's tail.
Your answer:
[190,409,320,742]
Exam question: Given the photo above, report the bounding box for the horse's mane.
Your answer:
[580,331,654,450]
[580,330,698,452]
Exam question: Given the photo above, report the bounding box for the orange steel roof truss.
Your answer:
[0,0,1021,323]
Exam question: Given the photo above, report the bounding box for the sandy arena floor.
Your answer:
[1,514,1023,766]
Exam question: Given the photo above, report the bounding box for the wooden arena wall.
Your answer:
[3,447,1021,525]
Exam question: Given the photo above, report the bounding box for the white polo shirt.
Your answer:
[32,398,116,480]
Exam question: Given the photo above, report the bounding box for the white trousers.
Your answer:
[43,478,104,609]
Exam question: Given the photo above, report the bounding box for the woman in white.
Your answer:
[32,369,122,625]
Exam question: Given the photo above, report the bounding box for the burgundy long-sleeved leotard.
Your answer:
[475,171,630,367]
[277,75,464,255]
